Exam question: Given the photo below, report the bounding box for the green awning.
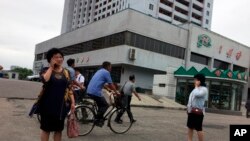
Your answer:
[221,69,233,79]
[186,67,198,75]
[212,69,222,77]
[174,66,187,75]
[233,71,239,79]
[199,67,215,77]
[174,66,247,82]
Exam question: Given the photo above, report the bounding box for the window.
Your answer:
[233,65,246,72]
[36,53,43,61]
[206,19,209,24]
[206,11,209,16]
[207,3,210,8]
[214,59,229,70]
[38,32,185,60]
[159,8,172,17]
[191,52,209,65]
[149,4,154,10]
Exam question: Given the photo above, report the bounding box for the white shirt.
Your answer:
[187,86,208,114]
[75,74,85,90]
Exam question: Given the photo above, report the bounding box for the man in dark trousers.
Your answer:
[245,99,250,118]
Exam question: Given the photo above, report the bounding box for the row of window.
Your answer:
[35,31,185,61]
[190,52,247,71]
[159,6,209,25]
[160,0,210,9]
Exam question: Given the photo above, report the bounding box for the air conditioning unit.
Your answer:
[129,48,136,60]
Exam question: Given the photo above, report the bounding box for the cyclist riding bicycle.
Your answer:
[86,61,119,127]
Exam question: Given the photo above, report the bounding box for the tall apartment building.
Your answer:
[61,0,213,34]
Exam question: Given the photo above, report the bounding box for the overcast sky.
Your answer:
[0,0,250,70]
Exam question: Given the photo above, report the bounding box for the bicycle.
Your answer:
[74,91,134,136]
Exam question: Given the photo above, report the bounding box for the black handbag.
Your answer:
[28,88,45,117]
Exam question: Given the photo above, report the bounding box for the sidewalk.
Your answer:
[131,94,187,110]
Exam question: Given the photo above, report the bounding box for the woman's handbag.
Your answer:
[67,112,79,138]
[191,107,203,115]
[28,88,45,117]
[190,92,203,115]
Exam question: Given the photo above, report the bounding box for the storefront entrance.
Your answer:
[176,78,244,111]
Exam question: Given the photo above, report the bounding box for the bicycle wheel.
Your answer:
[108,108,133,134]
[74,105,95,136]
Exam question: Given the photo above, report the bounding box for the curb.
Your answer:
[131,104,187,111]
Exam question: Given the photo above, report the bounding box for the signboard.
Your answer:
[197,34,212,48]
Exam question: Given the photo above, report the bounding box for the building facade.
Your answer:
[61,0,213,34]
[35,9,249,112]
[153,24,250,113]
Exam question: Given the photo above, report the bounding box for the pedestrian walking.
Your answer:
[186,74,208,141]
[245,99,250,118]
[39,48,75,141]
[115,75,141,123]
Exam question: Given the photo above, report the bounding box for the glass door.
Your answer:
[220,83,232,110]
[209,82,221,109]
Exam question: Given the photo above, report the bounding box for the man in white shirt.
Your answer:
[74,68,85,104]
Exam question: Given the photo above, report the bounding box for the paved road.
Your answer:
[0,78,42,99]
[1,78,250,141]
[1,98,250,141]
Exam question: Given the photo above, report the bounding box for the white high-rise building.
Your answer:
[61,0,213,34]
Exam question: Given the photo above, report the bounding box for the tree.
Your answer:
[12,67,33,80]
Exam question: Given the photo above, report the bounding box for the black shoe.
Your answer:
[115,119,123,124]
[131,119,136,123]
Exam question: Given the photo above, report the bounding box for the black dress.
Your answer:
[40,69,69,132]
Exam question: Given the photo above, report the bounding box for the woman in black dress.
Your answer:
[40,48,75,141]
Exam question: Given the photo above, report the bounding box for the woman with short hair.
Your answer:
[39,48,75,141]
[187,74,208,141]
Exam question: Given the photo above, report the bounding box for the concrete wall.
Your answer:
[36,9,188,54]
[153,67,177,99]
[121,64,164,90]
[189,25,249,69]
[61,0,74,34]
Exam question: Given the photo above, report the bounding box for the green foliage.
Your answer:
[12,67,33,80]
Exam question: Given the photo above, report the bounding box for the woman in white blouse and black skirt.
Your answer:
[187,74,208,141]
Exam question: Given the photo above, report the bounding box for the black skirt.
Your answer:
[40,114,65,132]
[187,113,204,131]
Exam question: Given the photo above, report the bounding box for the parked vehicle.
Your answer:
[26,75,40,82]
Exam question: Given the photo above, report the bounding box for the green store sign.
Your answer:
[197,34,212,48]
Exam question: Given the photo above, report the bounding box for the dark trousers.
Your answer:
[246,109,250,118]
[116,95,134,120]
[88,94,109,120]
